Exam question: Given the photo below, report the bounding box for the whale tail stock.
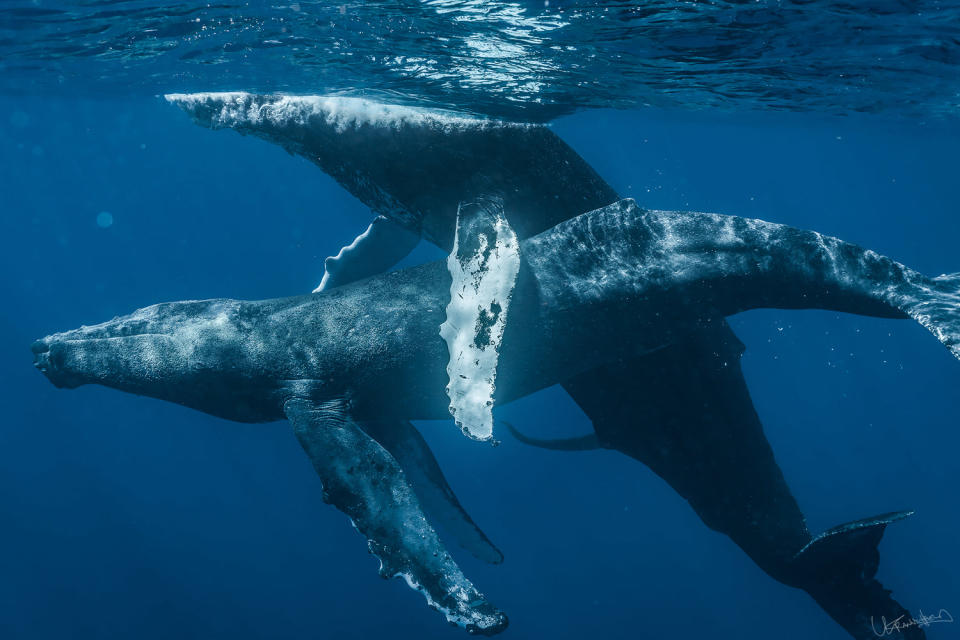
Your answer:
[896,272,960,362]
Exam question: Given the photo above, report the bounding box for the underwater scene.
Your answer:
[2,2,959,639]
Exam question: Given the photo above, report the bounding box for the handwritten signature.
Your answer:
[871,609,954,636]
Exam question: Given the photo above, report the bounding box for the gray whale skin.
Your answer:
[34,198,960,639]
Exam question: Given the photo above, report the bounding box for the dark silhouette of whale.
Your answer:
[34,195,959,638]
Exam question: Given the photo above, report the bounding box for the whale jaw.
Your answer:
[32,338,85,389]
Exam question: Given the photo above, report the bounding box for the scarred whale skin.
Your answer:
[33,199,960,638]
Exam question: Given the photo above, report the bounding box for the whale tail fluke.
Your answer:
[899,272,960,362]
[791,511,924,640]
[793,511,913,576]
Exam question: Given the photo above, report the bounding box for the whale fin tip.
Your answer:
[284,397,507,634]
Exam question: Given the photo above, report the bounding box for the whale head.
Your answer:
[32,299,279,421]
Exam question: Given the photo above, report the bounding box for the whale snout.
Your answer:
[32,337,85,389]
[31,299,250,400]
[32,338,52,377]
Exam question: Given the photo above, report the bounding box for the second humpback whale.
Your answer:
[34,198,960,639]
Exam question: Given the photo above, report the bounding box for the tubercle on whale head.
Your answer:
[31,298,279,421]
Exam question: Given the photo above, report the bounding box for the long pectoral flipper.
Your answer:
[284,397,507,635]
[363,420,503,565]
[440,200,520,442]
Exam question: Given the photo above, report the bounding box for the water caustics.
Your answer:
[3,0,960,120]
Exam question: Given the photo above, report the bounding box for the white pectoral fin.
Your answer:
[284,397,507,634]
[439,199,520,442]
[313,216,421,292]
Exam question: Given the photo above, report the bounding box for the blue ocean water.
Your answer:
[3,1,960,119]
[2,3,960,640]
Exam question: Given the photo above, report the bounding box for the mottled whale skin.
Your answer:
[34,199,960,638]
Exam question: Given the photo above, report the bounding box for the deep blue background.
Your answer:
[1,99,958,639]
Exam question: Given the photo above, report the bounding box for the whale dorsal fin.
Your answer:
[284,396,507,634]
[313,216,421,292]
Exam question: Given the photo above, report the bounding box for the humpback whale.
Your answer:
[30,92,949,638]
[34,197,960,639]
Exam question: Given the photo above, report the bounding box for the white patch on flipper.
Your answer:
[439,201,520,442]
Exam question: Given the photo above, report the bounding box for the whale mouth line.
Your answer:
[33,332,170,352]
[33,352,49,373]
[32,350,80,388]
[31,340,52,376]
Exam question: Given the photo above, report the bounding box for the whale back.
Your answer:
[166,92,618,249]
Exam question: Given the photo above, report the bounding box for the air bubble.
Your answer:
[96,211,114,228]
